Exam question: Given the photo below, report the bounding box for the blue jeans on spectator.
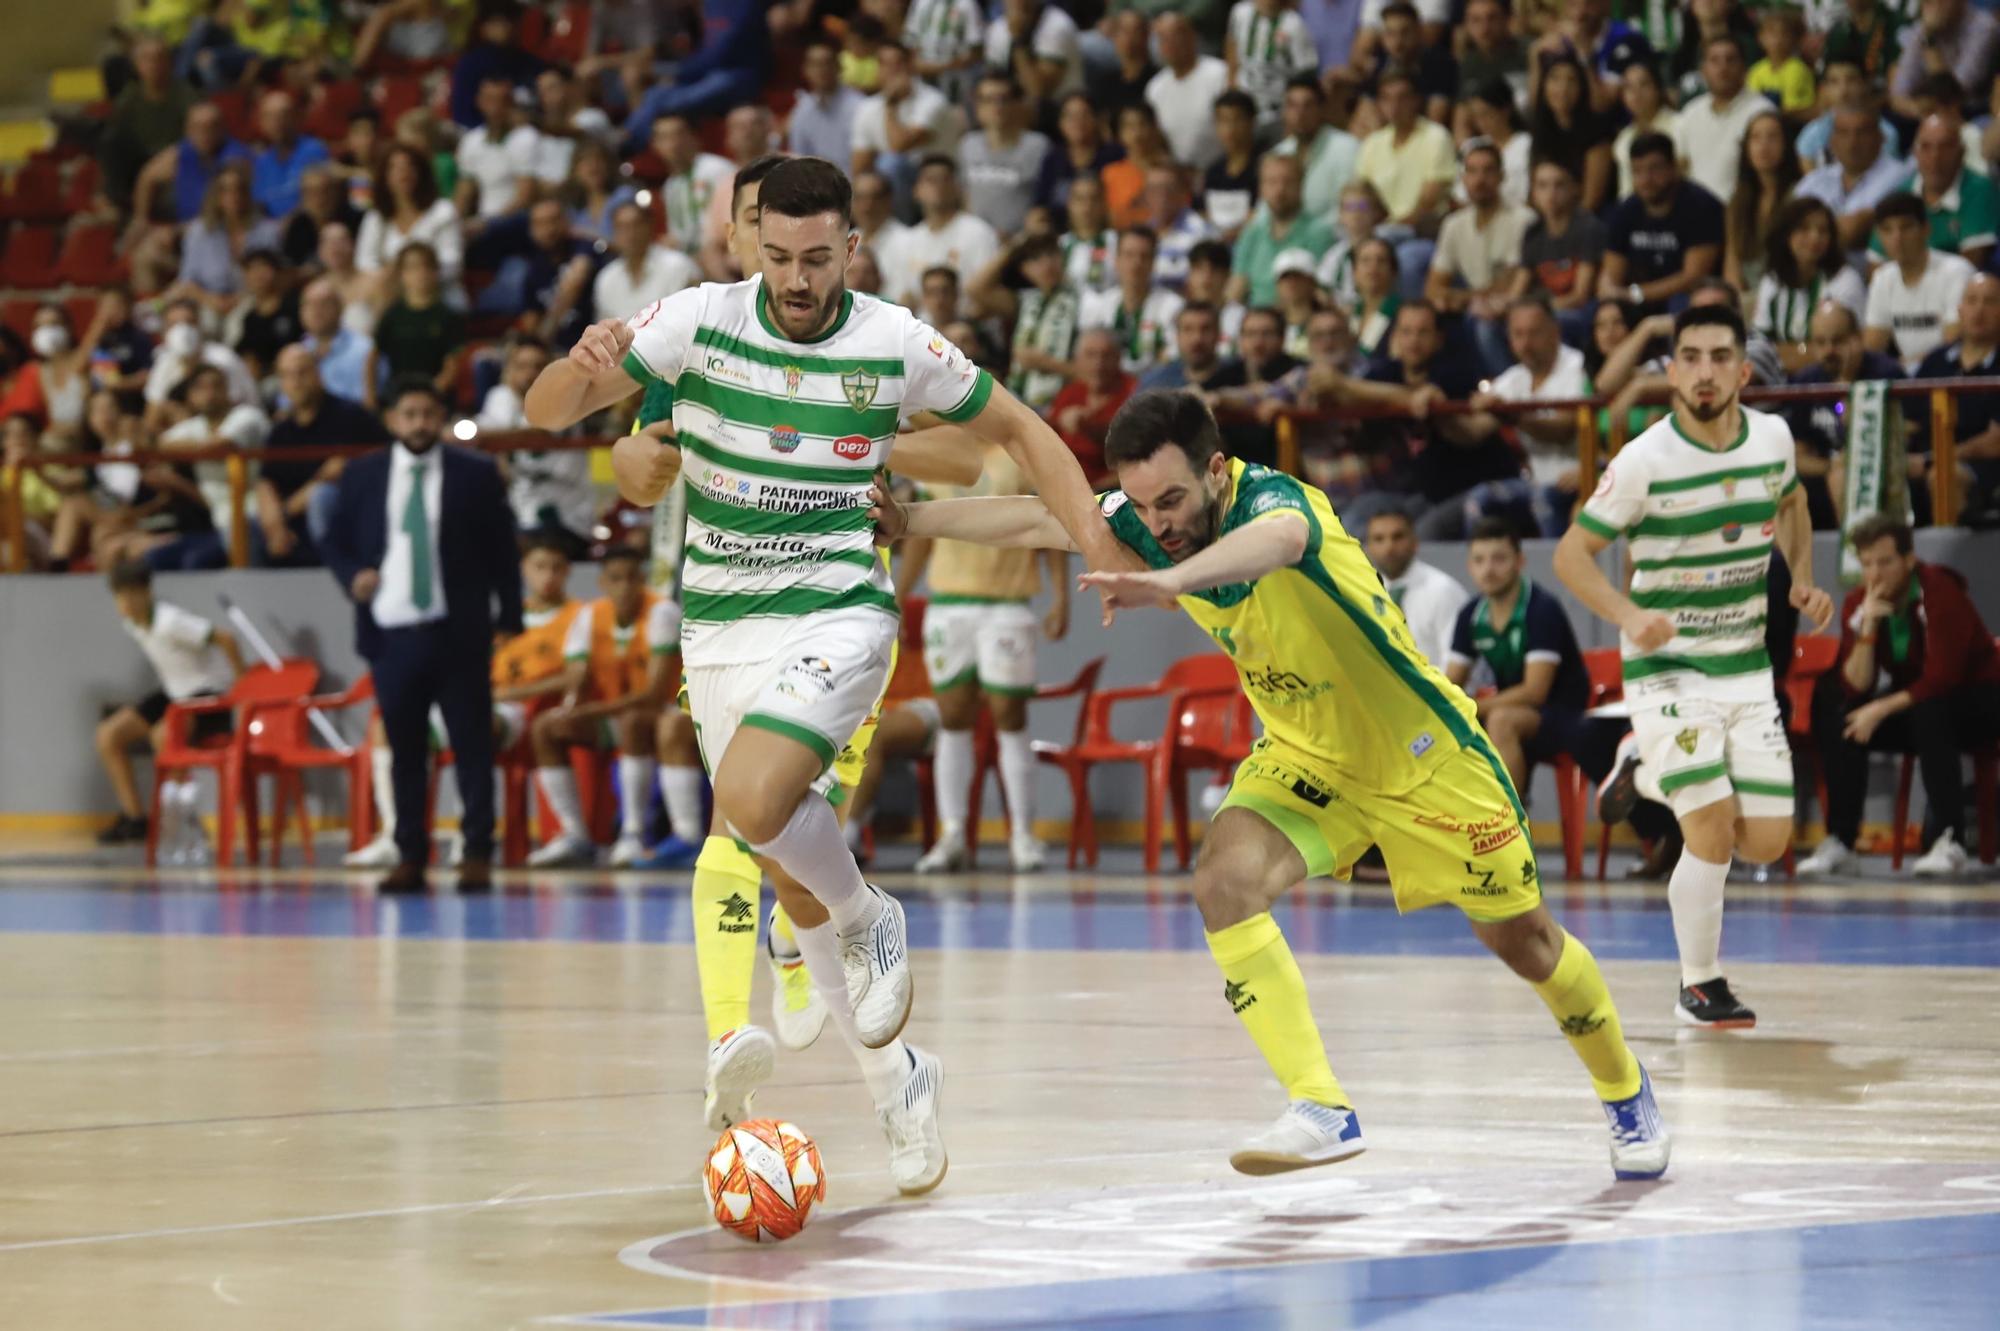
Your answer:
[307,483,341,555]
[1465,315,1512,379]
[1459,476,1574,539]
[144,529,226,572]
[622,68,763,153]
[475,255,537,317]
[1377,226,1436,303]
[1555,303,1596,352]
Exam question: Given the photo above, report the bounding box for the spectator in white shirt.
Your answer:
[649,115,735,258]
[159,363,272,534]
[1866,190,1977,371]
[1080,225,1186,375]
[1465,298,1592,536]
[1798,110,1912,261]
[144,299,260,425]
[1139,164,1217,292]
[1673,35,1769,202]
[478,337,597,555]
[1426,141,1533,375]
[986,0,1085,116]
[1361,506,1466,672]
[877,154,1001,309]
[355,144,466,303]
[455,75,542,221]
[1146,14,1231,172]
[592,202,700,321]
[850,43,961,211]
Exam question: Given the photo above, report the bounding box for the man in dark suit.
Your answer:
[323,378,523,893]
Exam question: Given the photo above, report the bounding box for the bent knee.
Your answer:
[712,769,798,846]
[1735,821,1792,865]
[1192,868,1265,933]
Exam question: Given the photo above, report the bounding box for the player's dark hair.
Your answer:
[1364,506,1414,533]
[601,546,647,571]
[1104,389,1224,473]
[1376,66,1420,98]
[1380,0,1420,22]
[916,152,960,178]
[921,264,960,289]
[732,153,789,211]
[390,375,447,410]
[1672,302,1747,351]
[1628,131,1676,167]
[1239,305,1285,336]
[1119,223,1159,251]
[1849,512,1914,556]
[757,156,853,228]
[1285,72,1324,99]
[1469,517,1522,550]
[1872,190,1927,230]
[520,533,572,562]
[107,558,153,592]
[1212,89,1257,120]
[1188,238,1233,271]
[1177,300,1219,326]
[1461,140,1503,171]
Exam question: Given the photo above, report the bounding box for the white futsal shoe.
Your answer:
[1008,833,1046,873]
[1913,829,1971,878]
[914,829,967,873]
[527,834,597,868]
[1796,836,1859,877]
[1603,1065,1672,1181]
[703,1024,777,1132]
[608,833,648,868]
[1229,1100,1368,1175]
[766,908,828,1051]
[343,834,400,869]
[840,885,913,1048]
[878,1044,948,1195]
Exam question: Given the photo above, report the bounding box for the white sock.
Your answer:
[370,744,396,839]
[748,795,873,933]
[170,777,201,811]
[658,765,707,844]
[932,727,973,842]
[538,766,587,842]
[617,754,655,838]
[794,919,913,1105]
[996,728,1034,841]
[1667,846,1730,986]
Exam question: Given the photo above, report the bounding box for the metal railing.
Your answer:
[3,376,1991,571]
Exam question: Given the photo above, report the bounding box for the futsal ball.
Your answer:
[702,1119,827,1243]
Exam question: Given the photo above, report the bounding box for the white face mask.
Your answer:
[30,325,70,358]
[164,323,203,358]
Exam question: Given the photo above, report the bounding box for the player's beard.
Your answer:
[1162,492,1227,563]
[1674,385,1735,424]
[765,277,846,342]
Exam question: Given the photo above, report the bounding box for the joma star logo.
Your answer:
[841,368,880,411]
[1224,979,1256,1014]
[716,892,756,933]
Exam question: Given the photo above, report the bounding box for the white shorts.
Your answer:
[1632,695,1794,820]
[923,600,1039,695]
[684,609,898,797]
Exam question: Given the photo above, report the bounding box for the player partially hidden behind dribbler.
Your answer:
[1556,303,1833,1031]
[870,390,1672,1181]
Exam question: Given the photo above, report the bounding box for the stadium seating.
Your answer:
[245,674,379,866]
[146,659,321,868]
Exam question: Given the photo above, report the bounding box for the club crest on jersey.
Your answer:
[1675,728,1699,755]
[1764,474,1784,498]
[783,364,803,398]
[841,368,880,412]
[1721,477,1738,498]
[769,424,801,454]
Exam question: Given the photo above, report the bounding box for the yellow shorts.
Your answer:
[1218,736,1541,922]
[684,640,898,804]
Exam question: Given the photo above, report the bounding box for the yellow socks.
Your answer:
[691,835,762,1040]
[1533,931,1642,1101]
[1205,913,1349,1109]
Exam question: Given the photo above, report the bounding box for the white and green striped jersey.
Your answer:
[622,277,994,665]
[1576,407,1799,705]
[1226,0,1318,122]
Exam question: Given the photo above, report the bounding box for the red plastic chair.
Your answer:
[146,661,321,867]
[963,656,1106,865]
[1034,654,1243,872]
[57,223,124,287]
[0,223,59,287]
[1574,647,1622,881]
[244,675,377,866]
[1787,634,1842,840]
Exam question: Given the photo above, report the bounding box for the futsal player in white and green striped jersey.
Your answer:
[1556,303,1834,1030]
[523,154,1124,1053]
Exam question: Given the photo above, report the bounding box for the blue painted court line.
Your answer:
[0,880,1998,967]
[577,1210,2000,1330]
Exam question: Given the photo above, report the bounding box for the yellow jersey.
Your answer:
[1100,458,1484,796]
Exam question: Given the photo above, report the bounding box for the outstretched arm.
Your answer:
[1079,512,1308,611]
[959,381,1128,572]
[879,485,1080,550]
[524,318,642,429]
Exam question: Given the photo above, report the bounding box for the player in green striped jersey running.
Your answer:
[524,154,1123,1081]
[1556,304,1833,1030]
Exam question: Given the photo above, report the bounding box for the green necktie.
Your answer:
[1389,582,1406,609]
[404,459,433,611]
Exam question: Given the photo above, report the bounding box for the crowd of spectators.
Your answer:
[5,0,2000,575]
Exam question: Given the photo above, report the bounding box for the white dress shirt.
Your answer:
[373,443,449,629]
[592,245,701,320]
[1382,559,1467,672]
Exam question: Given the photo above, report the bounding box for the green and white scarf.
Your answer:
[1839,378,1908,582]
[1009,283,1081,409]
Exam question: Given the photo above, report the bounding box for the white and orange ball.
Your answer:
[701,1119,827,1243]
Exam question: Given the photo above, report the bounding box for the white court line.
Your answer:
[0,1147,1208,1256]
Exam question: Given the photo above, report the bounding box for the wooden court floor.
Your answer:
[0,861,1995,1330]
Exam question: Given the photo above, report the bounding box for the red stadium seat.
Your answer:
[0,299,37,344]
[0,223,60,287]
[301,79,366,142]
[57,222,124,287]
[1034,654,1247,873]
[243,675,378,865]
[146,660,322,868]
[209,87,256,142]
[374,75,427,127]
[60,157,100,214]
[0,158,64,222]
[61,294,100,337]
